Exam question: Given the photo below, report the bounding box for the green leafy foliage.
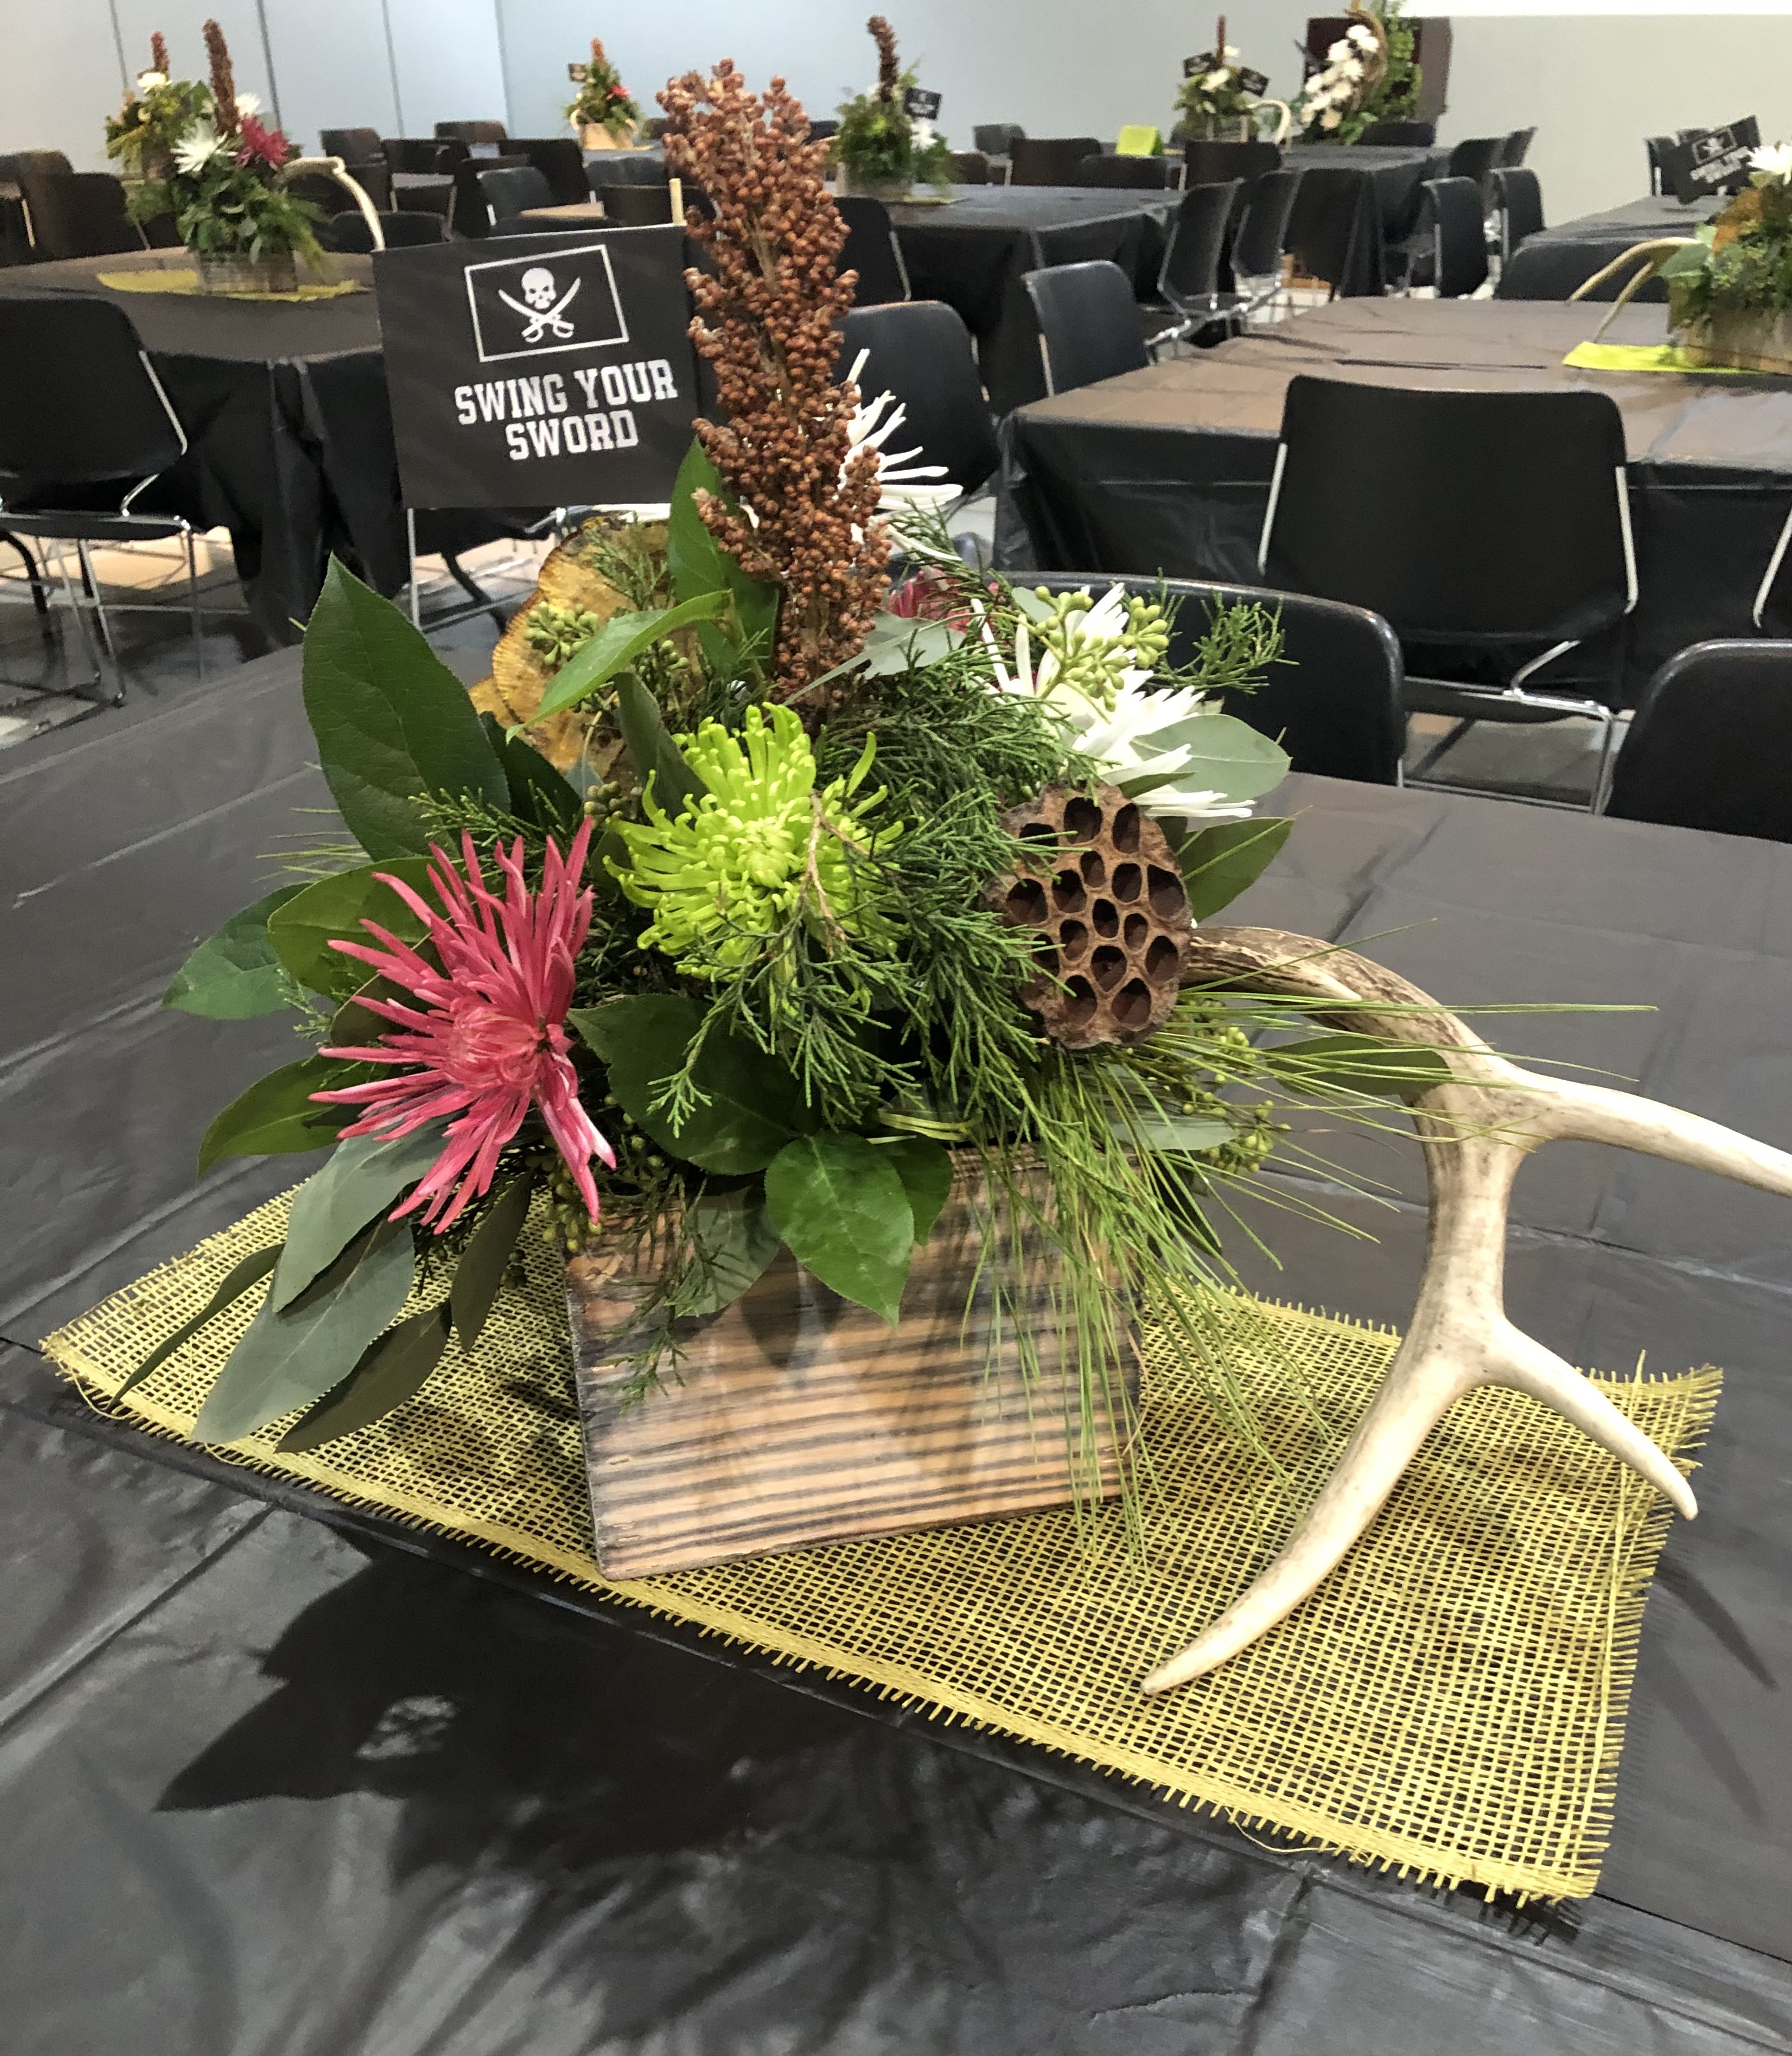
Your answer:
[480,715,584,836]
[666,442,779,674]
[163,885,307,1019]
[881,1136,954,1245]
[196,1055,361,1175]
[193,1217,416,1444]
[266,858,435,998]
[763,1134,916,1324]
[301,559,507,859]
[531,591,730,723]
[122,1244,282,1397]
[449,1176,533,1352]
[275,1303,451,1453]
[571,995,807,1173]
[1115,714,1288,805]
[1179,817,1294,920]
[614,670,702,816]
[272,1125,447,1312]
[682,1186,784,1317]
[1267,1032,1453,1102]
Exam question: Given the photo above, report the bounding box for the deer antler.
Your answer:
[1140,926,1792,1695]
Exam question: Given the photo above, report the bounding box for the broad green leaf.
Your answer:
[196,1055,363,1175]
[275,1302,451,1453]
[272,1124,449,1312]
[1115,714,1290,804]
[763,1134,914,1325]
[1179,816,1293,921]
[1268,1033,1453,1103]
[880,1136,954,1245]
[532,591,730,721]
[301,558,506,858]
[163,886,307,1019]
[267,858,435,999]
[449,1175,534,1352]
[666,440,780,662]
[571,995,807,1173]
[683,1186,782,1317]
[121,1245,282,1396]
[1113,1112,1236,1154]
[193,1217,416,1443]
[480,714,584,835]
[615,670,702,816]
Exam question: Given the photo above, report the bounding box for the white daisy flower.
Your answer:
[1328,39,1352,61]
[1203,69,1231,91]
[1338,56,1364,81]
[173,123,230,174]
[233,91,260,117]
[136,70,167,90]
[1348,22,1377,46]
[1320,108,1344,131]
[1749,141,1792,183]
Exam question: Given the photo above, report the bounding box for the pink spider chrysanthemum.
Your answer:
[312,823,614,1233]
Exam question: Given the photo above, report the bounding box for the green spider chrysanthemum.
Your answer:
[607,702,901,973]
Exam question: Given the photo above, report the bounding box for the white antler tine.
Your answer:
[1517,1070,1792,1198]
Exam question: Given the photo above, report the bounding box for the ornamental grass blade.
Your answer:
[121,1244,282,1397]
[448,1176,533,1352]
[163,885,307,1019]
[275,1303,451,1454]
[763,1134,914,1325]
[273,1124,449,1312]
[193,1218,416,1445]
[1267,1032,1453,1103]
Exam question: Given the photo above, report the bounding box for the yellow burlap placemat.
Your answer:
[45,1192,1718,1902]
[1564,340,1777,377]
[97,269,366,303]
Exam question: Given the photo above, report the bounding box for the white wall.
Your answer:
[1435,14,1792,224]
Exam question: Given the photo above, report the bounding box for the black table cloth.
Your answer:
[1501,193,1723,304]
[886,185,1177,413]
[1281,142,1448,296]
[2,648,1791,2049]
[1000,297,1792,701]
[0,249,397,642]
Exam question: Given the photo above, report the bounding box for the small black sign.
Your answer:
[903,86,942,121]
[374,227,700,510]
[567,61,587,82]
[1181,52,1267,94]
[1667,118,1760,202]
[1239,66,1269,96]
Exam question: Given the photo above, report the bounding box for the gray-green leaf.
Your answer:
[682,1186,782,1317]
[450,1176,534,1352]
[1116,713,1290,804]
[163,886,307,1019]
[272,1124,448,1312]
[121,1244,282,1397]
[881,1136,954,1245]
[763,1134,914,1325]
[1179,816,1293,920]
[1268,1032,1453,1103]
[275,1303,451,1453]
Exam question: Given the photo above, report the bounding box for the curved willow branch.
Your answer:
[1140,926,1792,1695]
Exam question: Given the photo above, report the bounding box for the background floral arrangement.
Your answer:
[831,15,953,192]
[566,37,641,141]
[104,21,322,265]
[1296,1,1419,143]
[152,63,1431,1488]
[1174,16,1266,138]
[1659,144,1792,327]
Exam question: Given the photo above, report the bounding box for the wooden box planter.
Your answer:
[1675,307,1792,375]
[566,1177,1135,1580]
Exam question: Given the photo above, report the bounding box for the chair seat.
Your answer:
[0,504,192,542]
[1402,674,1611,723]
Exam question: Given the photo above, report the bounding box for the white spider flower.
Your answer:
[1749,141,1792,184]
[135,69,167,90]
[233,91,261,117]
[1202,68,1232,91]
[979,586,1252,823]
[1348,21,1377,47]
[844,349,954,509]
[1328,38,1352,61]
[910,116,937,150]
[173,123,230,174]
[1337,56,1364,82]
[1221,42,1240,59]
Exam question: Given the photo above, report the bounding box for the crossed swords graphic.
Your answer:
[495,275,582,343]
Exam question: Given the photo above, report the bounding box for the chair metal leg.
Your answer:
[1,530,48,614]
[1589,708,1621,814]
[441,550,507,626]
[184,526,205,683]
[52,545,121,705]
[75,540,122,666]
[407,506,422,630]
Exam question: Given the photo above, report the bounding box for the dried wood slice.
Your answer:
[993,782,1194,1049]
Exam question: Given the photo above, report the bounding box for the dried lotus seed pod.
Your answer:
[992,782,1193,1049]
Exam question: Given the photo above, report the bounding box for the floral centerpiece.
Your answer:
[1174,15,1284,146]
[1656,144,1792,373]
[1295,1,1420,144]
[104,21,323,293]
[566,37,641,150]
[831,15,952,199]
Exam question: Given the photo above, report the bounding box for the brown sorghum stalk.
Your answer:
[868,15,901,102]
[150,31,169,75]
[203,18,239,133]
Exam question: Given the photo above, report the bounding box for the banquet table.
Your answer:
[1281,142,1448,295]
[1000,297,1792,700]
[0,248,400,641]
[883,184,1179,412]
[1501,193,1724,303]
[2,648,1791,2052]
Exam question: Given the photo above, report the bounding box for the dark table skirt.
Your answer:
[1500,193,1722,304]
[1000,298,1792,699]
[1282,143,1448,296]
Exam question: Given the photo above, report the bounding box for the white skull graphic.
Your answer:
[519,268,558,311]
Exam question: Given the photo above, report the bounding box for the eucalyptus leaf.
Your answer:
[121,1244,282,1397]
[273,1124,449,1312]
[532,591,730,723]
[880,1135,954,1245]
[1114,1112,1236,1153]
[683,1186,783,1318]
[275,1303,451,1453]
[193,1217,417,1444]
[571,995,807,1173]
[163,886,307,1019]
[1115,713,1290,804]
[450,1175,534,1352]
[1268,1033,1453,1103]
[196,1055,362,1175]
[1179,816,1293,920]
[615,670,702,816]
[301,558,507,858]
[266,858,436,999]
[763,1134,914,1325]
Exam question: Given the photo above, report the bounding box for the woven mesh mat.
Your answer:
[45,1192,1719,1902]
[96,270,367,303]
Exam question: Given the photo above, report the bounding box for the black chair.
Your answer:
[1075,154,1176,190]
[476,163,556,231]
[1026,572,1406,785]
[836,301,1000,494]
[835,194,911,306]
[1499,238,1667,305]
[451,154,526,237]
[322,208,445,253]
[505,138,591,206]
[1179,139,1281,193]
[317,129,391,209]
[1358,120,1436,147]
[1754,504,1792,635]
[806,119,841,143]
[0,298,205,711]
[1230,167,1302,307]
[21,173,142,260]
[1444,137,1504,190]
[1500,128,1536,167]
[1151,180,1240,343]
[974,123,1025,158]
[1645,135,1678,196]
[1489,167,1544,265]
[1419,177,1488,298]
[384,136,465,176]
[948,151,991,185]
[597,182,676,227]
[587,155,670,193]
[1604,642,1792,839]
[436,120,508,147]
[1010,137,1104,186]
[1023,260,1150,396]
[1259,378,1637,803]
